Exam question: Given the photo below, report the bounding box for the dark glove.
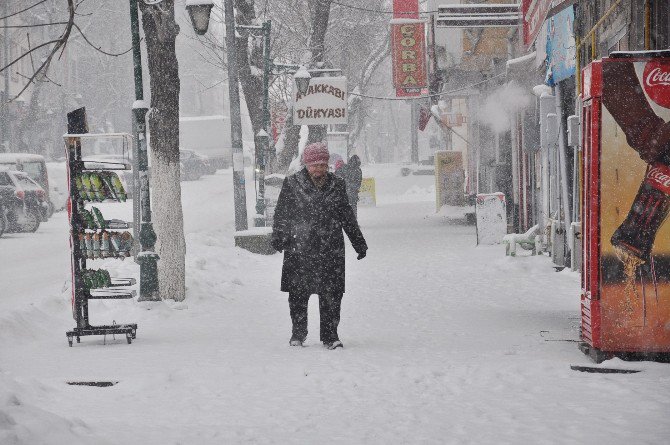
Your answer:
[357,249,367,260]
[270,238,284,252]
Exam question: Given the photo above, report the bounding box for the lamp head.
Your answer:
[186,0,214,35]
[294,66,311,96]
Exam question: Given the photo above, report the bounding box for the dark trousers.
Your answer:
[288,292,343,343]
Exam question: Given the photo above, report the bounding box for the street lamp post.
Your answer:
[1,1,11,151]
[129,0,160,301]
[256,20,271,226]
[238,20,272,226]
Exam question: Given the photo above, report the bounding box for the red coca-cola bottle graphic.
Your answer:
[611,153,670,261]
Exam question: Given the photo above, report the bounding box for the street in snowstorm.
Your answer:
[1,167,668,443]
[2,0,670,443]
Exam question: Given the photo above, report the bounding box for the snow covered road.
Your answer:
[1,166,669,444]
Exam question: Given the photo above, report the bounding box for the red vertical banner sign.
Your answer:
[392,0,426,97]
[521,0,552,48]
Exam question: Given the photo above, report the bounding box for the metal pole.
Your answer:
[411,100,419,163]
[225,0,248,231]
[129,0,160,301]
[1,1,10,151]
[254,20,271,227]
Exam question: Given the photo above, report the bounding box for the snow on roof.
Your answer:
[438,3,521,9]
[0,153,45,163]
[610,49,670,58]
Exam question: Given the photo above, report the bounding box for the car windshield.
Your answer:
[0,163,14,171]
[16,175,39,189]
[22,162,45,182]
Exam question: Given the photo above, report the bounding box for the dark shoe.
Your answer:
[289,337,304,347]
[324,340,343,350]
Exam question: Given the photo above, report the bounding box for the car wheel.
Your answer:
[21,209,41,233]
[47,201,55,218]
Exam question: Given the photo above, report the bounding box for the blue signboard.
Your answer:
[545,6,576,86]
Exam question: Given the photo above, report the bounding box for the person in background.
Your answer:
[336,155,363,217]
[271,142,368,350]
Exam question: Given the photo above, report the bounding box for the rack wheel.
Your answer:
[67,336,73,347]
[126,333,132,344]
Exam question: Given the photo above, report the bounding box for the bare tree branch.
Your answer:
[2,0,76,101]
[0,0,49,21]
[72,23,134,57]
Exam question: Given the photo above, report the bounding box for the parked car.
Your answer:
[0,153,53,217]
[180,149,212,181]
[0,170,49,233]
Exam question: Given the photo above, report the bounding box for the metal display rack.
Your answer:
[64,128,138,346]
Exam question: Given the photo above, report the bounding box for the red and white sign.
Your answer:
[643,61,670,108]
[391,22,427,97]
[391,0,426,97]
[393,0,419,19]
[647,163,670,195]
[522,0,552,48]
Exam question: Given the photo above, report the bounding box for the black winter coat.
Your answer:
[271,168,367,294]
[336,163,363,205]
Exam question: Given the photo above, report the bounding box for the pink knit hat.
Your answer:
[303,142,329,165]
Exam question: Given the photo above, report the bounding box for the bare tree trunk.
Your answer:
[139,0,186,301]
[306,0,332,144]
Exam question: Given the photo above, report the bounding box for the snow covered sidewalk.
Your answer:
[1,166,669,444]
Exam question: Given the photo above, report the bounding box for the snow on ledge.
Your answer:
[132,100,149,110]
[389,18,428,24]
[506,51,536,68]
[185,0,213,6]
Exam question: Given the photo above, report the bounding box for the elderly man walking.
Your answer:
[271,142,368,349]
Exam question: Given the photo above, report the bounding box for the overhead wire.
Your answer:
[348,73,505,101]
[329,0,436,15]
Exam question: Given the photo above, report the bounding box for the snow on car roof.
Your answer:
[0,153,46,163]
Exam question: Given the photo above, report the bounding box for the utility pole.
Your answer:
[129,0,160,301]
[224,0,248,231]
[1,1,10,151]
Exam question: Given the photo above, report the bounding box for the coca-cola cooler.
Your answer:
[580,51,670,362]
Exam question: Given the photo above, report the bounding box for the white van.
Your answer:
[0,153,56,216]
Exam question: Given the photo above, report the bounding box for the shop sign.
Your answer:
[292,76,347,125]
[391,22,427,97]
[522,0,552,47]
[545,6,576,85]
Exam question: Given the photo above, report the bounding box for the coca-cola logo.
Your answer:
[646,164,670,193]
[646,67,670,86]
[643,61,670,108]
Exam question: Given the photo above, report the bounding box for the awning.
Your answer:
[505,51,543,89]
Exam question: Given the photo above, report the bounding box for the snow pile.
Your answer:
[1,168,669,443]
[0,372,109,445]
